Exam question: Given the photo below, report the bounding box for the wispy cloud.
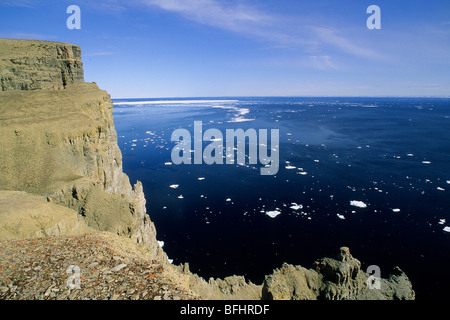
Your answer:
[138,0,302,47]
[0,0,41,7]
[309,55,338,71]
[138,0,384,61]
[311,27,385,61]
[140,0,273,32]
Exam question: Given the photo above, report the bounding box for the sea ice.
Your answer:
[266,210,281,218]
[178,195,184,199]
[290,203,303,210]
[114,99,238,105]
[350,200,367,208]
[226,198,232,202]
[228,117,255,123]
[443,227,450,233]
[164,162,173,165]
[297,171,307,175]
[392,208,401,212]
[438,219,446,225]
[337,214,345,219]
[437,187,445,191]
[198,177,206,180]
[157,241,164,248]
[285,165,296,170]
[422,161,431,164]
[169,184,179,189]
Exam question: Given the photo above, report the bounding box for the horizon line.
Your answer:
[111,95,450,100]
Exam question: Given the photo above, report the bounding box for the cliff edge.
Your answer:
[0,39,84,91]
[0,39,415,300]
[0,39,163,262]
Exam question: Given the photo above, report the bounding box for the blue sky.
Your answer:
[1,0,449,98]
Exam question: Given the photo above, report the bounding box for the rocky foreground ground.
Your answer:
[0,233,198,300]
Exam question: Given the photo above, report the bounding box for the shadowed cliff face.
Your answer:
[0,39,84,91]
[0,39,415,300]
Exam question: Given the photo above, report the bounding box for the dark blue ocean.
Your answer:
[112,97,450,299]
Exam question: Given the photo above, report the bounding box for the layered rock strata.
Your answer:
[0,39,84,91]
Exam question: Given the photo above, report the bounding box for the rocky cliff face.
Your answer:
[0,39,162,262]
[0,39,84,91]
[0,38,415,300]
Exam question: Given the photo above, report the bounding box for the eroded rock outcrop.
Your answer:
[262,247,415,300]
[169,247,414,300]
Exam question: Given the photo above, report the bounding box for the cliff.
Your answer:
[0,39,415,300]
[0,39,162,260]
[0,39,84,91]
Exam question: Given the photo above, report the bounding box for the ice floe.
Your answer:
[198,177,206,180]
[178,195,184,199]
[438,219,446,225]
[228,117,255,123]
[169,184,179,189]
[164,162,173,165]
[392,208,401,213]
[226,198,232,202]
[350,200,367,208]
[337,214,345,220]
[157,241,164,248]
[443,226,450,233]
[437,187,445,191]
[422,161,431,164]
[285,165,296,170]
[290,203,303,210]
[265,210,281,218]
